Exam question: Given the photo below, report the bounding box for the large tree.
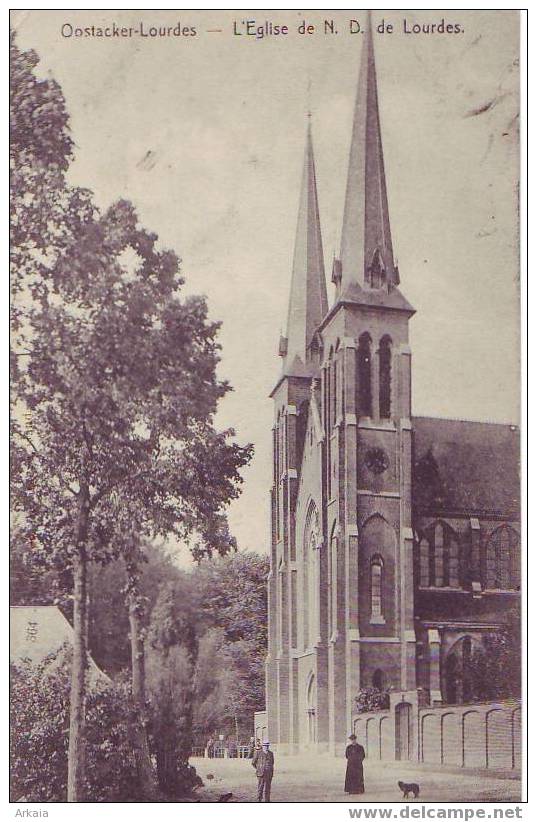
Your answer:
[145,578,203,795]
[10,37,252,801]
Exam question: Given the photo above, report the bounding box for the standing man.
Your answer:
[252,740,274,802]
[344,734,365,794]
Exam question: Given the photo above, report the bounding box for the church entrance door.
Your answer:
[306,674,317,744]
[395,702,412,760]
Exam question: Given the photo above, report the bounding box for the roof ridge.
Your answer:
[413,414,519,428]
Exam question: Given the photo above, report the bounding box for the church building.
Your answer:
[264,16,520,755]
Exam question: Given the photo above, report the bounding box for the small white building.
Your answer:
[10,605,108,682]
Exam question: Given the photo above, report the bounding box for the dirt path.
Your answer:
[191,755,521,803]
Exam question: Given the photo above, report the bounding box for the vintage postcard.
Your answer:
[9,8,523,812]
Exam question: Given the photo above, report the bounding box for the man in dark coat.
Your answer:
[252,740,274,802]
[344,734,365,794]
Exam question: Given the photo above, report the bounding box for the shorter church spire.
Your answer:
[280,121,328,374]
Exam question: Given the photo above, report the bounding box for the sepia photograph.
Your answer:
[9,8,524,809]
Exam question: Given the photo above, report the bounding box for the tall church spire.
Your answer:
[280,121,328,374]
[339,11,400,296]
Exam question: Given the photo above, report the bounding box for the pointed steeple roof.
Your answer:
[339,11,407,305]
[281,122,328,373]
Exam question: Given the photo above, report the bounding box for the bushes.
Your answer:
[10,656,70,801]
[10,654,144,802]
[354,687,390,713]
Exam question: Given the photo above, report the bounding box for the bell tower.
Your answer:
[320,10,417,751]
[266,120,328,753]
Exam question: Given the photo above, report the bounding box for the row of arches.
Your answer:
[324,334,393,430]
[418,521,520,591]
[296,509,520,654]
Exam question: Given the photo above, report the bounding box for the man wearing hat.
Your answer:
[344,734,365,794]
[252,739,274,802]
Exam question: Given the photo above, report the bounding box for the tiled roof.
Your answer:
[412,416,520,517]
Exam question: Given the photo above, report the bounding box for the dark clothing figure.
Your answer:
[252,748,274,802]
[345,741,365,794]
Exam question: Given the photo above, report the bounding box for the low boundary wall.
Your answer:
[351,699,521,770]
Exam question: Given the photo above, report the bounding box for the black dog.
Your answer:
[398,780,420,799]
[218,793,234,803]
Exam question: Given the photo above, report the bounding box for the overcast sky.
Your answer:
[12,10,520,557]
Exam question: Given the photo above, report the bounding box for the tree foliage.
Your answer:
[192,552,269,738]
[10,32,252,800]
[467,618,521,702]
[145,579,203,795]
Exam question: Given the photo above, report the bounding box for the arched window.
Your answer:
[304,505,320,648]
[274,414,281,539]
[431,522,459,587]
[325,349,334,498]
[332,346,338,425]
[357,333,372,417]
[370,555,384,621]
[486,525,520,590]
[419,537,430,587]
[368,248,386,289]
[329,525,338,636]
[379,336,392,419]
[308,531,318,645]
[419,522,459,588]
[277,559,283,651]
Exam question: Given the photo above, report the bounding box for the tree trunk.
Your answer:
[128,592,160,800]
[67,498,89,802]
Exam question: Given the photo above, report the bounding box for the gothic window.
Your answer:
[329,525,338,636]
[360,515,395,626]
[370,555,384,620]
[357,333,372,417]
[291,569,298,648]
[420,522,460,588]
[274,416,280,539]
[326,349,334,435]
[331,350,338,425]
[419,537,430,587]
[304,505,320,648]
[379,336,392,419]
[368,248,386,289]
[308,531,319,645]
[486,525,520,590]
[432,522,459,587]
[277,560,283,651]
[325,349,334,498]
[434,523,445,586]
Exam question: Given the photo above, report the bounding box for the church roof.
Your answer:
[281,122,328,374]
[412,416,520,518]
[339,11,400,296]
[339,281,414,313]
